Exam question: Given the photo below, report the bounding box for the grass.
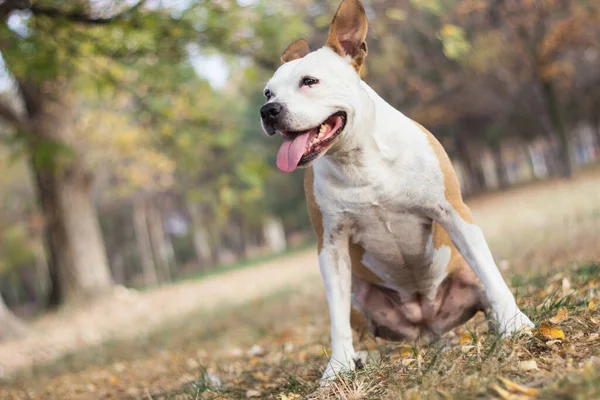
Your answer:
[2,172,600,399]
[3,262,598,400]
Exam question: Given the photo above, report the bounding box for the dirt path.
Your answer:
[0,250,321,380]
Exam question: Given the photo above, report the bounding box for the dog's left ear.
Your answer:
[326,0,368,73]
[281,39,311,64]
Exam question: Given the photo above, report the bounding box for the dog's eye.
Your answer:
[300,77,319,87]
[264,90,273,100]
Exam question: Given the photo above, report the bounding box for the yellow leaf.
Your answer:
[490,383,512,399]
[550,307,569,324]
[108,375,119,385]
[399,345,413,358]
[589,300,597,311]
[539,321,566,340]
[437,389,454,400]
[460,332,473,345]
[497,376,539,396]
[280,394,300,400]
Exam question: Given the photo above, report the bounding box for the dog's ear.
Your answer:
[326,0,368,72]
[281,39,311,64]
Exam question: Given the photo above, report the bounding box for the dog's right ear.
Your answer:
[326,0,368,73]
[281,39,311,64]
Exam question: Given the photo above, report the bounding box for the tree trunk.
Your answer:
[533,79,573,178]
[0,293,28,341]
[146,200,172,283]
[237,217,249,262]
[187,202,213,270]
[491,143,509,189]
[110,251,126,286]
[455,138,486,195]
[591,111,600,152]
[22,81,113,305]
[133,199,158,287]
[263,216,287,253]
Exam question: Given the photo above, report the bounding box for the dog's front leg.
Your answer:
[433,205,534,335]
[319,223,355,384]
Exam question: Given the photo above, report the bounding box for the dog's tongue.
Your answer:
[276,131,312,172]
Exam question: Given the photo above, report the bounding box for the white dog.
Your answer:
[260,0,534,384]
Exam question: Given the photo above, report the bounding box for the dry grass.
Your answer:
[1,169,600,400]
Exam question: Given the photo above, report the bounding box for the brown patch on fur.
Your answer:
[412,121,475,275]
[431,222,464,275]
[415,121,474,224]
[326,0,368,73]
[281,39,310,64]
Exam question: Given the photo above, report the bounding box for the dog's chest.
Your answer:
[316,174,448,293]
[341,188,432,259]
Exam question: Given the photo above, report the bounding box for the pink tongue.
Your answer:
[276,131,312,172]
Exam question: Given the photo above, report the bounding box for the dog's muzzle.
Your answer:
[260,102,283,135]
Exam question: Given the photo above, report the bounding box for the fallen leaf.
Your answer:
[497,376,539,396]
[249,357,260,366]
[246,389,262,398]
[461,345,476,354]
[400,346,413,358]
[518,360,539,371]
[589,300,597,311]
[280,393,300,400]
[108,375,119,385]
[437,389,454,400]
[402,358,416,367]
[460,332,473,345]
[253,371,270,382]
[538,321,566,340]
[550,307,568,324]
[490,383,512,399]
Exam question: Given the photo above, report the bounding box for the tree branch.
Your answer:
[1,0,147,25]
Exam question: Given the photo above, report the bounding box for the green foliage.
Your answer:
[0,225,36,274]
[438,24,471,60]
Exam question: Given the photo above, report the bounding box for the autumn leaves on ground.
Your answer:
[2,170,600,400]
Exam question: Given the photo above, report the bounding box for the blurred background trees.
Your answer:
[0,0,598,336]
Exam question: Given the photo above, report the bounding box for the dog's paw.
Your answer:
[319,354,358,386]
[496,308,535,337]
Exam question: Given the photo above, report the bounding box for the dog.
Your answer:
[259,0,534,384]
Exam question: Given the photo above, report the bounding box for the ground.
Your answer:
[1,169,600,400]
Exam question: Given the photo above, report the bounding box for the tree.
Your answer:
[0,0,306,303]
[0,293,28,340]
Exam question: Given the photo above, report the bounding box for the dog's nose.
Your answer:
[260,102,283,124]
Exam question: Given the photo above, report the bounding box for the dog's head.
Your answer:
[260,0,369,172]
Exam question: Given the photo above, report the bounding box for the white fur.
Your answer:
[263,46,533,384]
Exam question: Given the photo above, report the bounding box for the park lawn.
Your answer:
[3,262,599,400]
[2,169,600,399]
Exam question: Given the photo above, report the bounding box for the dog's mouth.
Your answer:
[276,111,347,172]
